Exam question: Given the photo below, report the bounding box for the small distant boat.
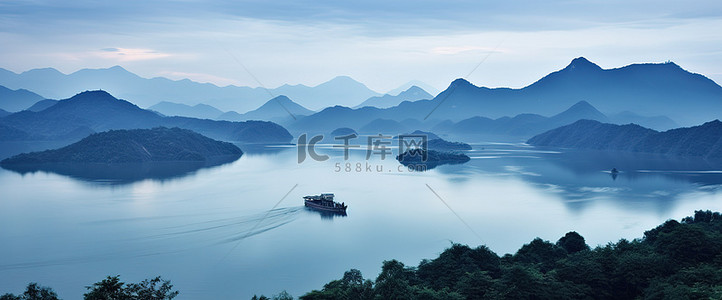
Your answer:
[304,193,347,213]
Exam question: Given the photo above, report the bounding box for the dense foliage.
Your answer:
[1,276,177,300]
[293,210,722,299]
[1,127,242,164]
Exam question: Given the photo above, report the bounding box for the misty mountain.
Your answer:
[0,84,45,112]
[609,111,678,131]
[273,76,380,110]
[218,95,314,123]
[527,119,722,159]
[26,99,59,112]
[149,101,225,119]
[411,57,722,125]
[397,130,441,140]
[387,80,440,97]
[0,67,380,112]
[354,86,432,109]
[289,105,383,133]
[431,100,609,137]
[0,123,31,140]
[290,95,670,139]
[0,90,293,143]
[358,118,409,135]
[0,108,9,117]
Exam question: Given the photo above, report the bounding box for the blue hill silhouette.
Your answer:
[528,119,722,159]
[0,67,379,112]
[0,90,293,143]
[417,58,721,125]
[0,84,44,112]
[354,86,432,109]
[218,95,314,123]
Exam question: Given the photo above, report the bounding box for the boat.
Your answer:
[303,193,347,213]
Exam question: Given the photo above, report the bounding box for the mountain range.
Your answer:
[0,90,293,143]
[217,95,315,123]
[3,57,718,128]
[386,80,440,97]
[354,86,432,109]
[431,101,613,136]
[149,101,225,120]
[0,67,382,112]
[527,119,722,159]
[287,99,674,138]
[0,85,44,112]
[406,57,722,125]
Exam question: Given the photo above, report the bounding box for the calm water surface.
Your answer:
[2,141,722,299]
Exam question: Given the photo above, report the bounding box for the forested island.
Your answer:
[1,127,243,164]
[396,149,470,170]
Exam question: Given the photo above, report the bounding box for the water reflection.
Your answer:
[445,143,722,213]
[1,155,241,185]
[304,207,348,220]
[236,143,294,156]
[3,140,722,298]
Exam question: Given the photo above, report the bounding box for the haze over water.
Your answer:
[2,140,722,299]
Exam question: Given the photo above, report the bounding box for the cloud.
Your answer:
[93,48,171,62]
[156,71,240,87]
[0,1,721,92]
[430,46,504,55]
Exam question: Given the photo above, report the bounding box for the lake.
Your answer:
[2,139,722,299]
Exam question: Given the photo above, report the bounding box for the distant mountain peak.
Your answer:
[73,89,113,97]
[568,100,594,110]
[551,100,608,123]
[450,78,476,88]
[565,57,602,71]
[324,75,362,86]
[402,85,425,93]
[271,95,292,103]
[398,85,431,98]
[701,119,722,127]
[106,65,131,73]
[22,67,64,76]
[331,75,354,81]
[68,90,117,103]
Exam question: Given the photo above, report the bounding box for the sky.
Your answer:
[1,0,721,93]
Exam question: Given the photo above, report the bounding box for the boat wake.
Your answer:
[149,206,305,244]
[0,206,304,270]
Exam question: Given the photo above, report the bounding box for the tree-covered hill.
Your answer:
[291,210,722,300]
[1,127,242,164]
